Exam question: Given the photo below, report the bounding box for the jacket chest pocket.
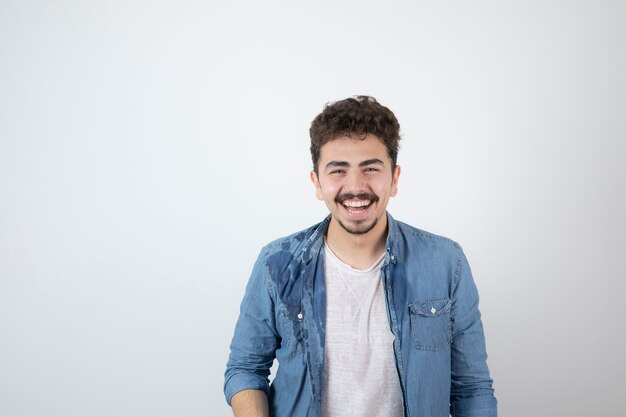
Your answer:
[408,299,452,351]
[279,303,304,354]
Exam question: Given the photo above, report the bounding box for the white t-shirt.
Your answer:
[320,243,404,417]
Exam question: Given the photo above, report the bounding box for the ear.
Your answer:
[390,165,401,197]
[310,170,324,200]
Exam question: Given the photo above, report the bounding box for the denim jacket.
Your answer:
[224,214,497,417]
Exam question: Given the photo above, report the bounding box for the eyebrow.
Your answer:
[324,158,385,171]
[359,158,385,167]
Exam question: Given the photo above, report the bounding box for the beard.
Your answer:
[336,216,379,235]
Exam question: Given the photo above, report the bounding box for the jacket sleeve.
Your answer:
[224,248,279,405]
[449,246,498,417]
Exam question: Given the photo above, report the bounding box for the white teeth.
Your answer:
[344,200,370,208]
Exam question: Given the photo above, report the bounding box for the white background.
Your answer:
[1,1,625,416]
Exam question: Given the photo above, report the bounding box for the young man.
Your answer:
[224,96,497,417]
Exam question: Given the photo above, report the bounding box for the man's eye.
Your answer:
[331,169,345,174]
[365,167,379,172]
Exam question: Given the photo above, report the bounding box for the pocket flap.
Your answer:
[409,298,451,317]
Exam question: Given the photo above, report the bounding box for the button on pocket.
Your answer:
[280,303,304,354]
[408,299,452,351]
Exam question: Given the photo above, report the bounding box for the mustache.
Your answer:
[335,192,379,204]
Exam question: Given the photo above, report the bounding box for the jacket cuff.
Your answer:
[451,396,497,417]
[224,372,270,405]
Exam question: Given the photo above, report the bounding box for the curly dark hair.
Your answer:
[309,95,401,174]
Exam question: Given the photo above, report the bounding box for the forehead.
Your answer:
[319,134,389,162]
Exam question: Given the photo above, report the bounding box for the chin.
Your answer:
[338,218,378,235]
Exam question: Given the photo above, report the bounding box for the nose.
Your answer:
[345,169,368,194]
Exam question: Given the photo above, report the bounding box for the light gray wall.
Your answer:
[1,1,624,416]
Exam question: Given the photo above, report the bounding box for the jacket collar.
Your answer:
[301,215,331,264]
[385,213,400,265]
[301,212,400,265]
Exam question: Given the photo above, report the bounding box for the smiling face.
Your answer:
[311,134,401,237]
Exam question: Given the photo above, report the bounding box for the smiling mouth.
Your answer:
[336,192,378,215]
[342,199,372,214]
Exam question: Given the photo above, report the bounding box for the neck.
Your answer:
[325,214,388,269]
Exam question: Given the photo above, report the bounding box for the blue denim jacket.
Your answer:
[224,214,497,417]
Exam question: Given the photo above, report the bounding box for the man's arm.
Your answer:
[224,249,279,410]
[449,246,497,417]
[231,389,269,417]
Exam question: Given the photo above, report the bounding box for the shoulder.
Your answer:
[253,220,327,297]
[257,219,326,266]
[393,219,462,254]
[390,218,469,287]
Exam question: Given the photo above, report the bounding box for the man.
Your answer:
[224,96,497,417]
